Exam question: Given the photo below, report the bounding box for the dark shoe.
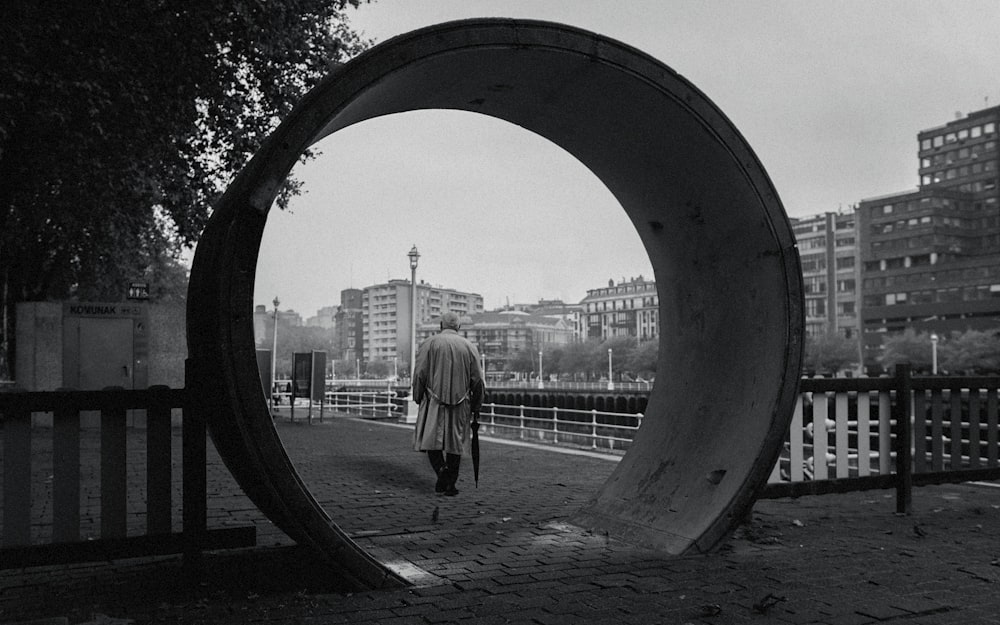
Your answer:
[443,486,459,496]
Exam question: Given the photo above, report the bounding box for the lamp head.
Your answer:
[273,296,280,309]
[408,245,420,270]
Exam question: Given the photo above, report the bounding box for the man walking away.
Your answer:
[412,311,484,496]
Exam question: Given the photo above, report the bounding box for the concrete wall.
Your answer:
[15,302,63,391]
[147,304,186,388]
[14,301,187,392]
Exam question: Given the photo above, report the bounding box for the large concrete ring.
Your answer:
[187,19,804,589]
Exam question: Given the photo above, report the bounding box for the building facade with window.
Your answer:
[252,304,303,347]
[579,276,659,341]
[858,105,1000,365]
[306,306,337,329]
[334,288,363,363]
[791,211,861,339]
[416,310,575,381]
[361,280,483,368]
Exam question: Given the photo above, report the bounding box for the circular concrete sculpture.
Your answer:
[187,19,804,589]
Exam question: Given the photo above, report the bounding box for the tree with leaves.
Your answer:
[603,336,637,380]
[505,349,537,379]
[625,339,658,379]
[272,326,338,378]
[938,329,1000,374]
[559,340,599,380]
[879,328,936,373]
[803,332,860,375]
[0,1,369,380]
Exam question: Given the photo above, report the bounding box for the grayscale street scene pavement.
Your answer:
[3,416,999,624]
[4,5,1000,625]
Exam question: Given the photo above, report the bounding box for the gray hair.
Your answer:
[439,311,461,330]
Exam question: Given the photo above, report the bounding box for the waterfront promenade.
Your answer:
[2,416,1000,624]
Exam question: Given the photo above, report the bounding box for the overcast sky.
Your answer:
[252,0,1000,318]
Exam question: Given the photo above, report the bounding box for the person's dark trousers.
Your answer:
[427,450,445,474]
[425,450,461,495]
[445,453,461,490]
[426,450,446,492]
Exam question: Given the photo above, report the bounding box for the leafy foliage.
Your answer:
[271,326,338,377]
[0,1,369,379]
[803,332,860,375]
[505,337,658,381]
[938,330,1000,374]
[878,328,935,372]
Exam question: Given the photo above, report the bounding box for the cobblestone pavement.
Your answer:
[2,416,1000,624]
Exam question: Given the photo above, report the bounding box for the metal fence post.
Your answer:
[519,405,525,440]
[591,409,599,450]
[553,407,559,444]
[894,363,913,514]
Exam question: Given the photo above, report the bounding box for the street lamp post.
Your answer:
[607,348,615,391]
[931,333,939,375]
[406,245,420,423]
[538,350,544,389]
[271,296,279,412]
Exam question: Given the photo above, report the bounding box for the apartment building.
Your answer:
[578,276,659,341]
[858,105,1000,364]
[362,279,483,367]
[791,212,861,339]
[334,288,363,363]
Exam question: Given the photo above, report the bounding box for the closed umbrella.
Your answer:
[471,412,480,487]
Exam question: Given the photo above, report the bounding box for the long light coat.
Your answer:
[411,329,484,455]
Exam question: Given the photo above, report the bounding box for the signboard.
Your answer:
[127,282,150,300]
[310,351,327,403]
[293,352,311,399]
[292,350,327,403]
[64,302,145,318]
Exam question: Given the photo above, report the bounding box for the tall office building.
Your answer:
[334,288,363,363]
[361,279,483,367]
[790,212,861,339]
[858,105,1000,365]
[306,306,337,329]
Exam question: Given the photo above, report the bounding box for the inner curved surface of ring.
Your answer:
[186,19,804,590]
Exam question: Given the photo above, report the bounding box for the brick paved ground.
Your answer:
[2,416,1000,624]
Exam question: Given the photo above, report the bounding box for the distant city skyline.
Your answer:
[249,1,1000,317]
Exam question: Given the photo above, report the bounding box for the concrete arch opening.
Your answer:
[186,19,803,590]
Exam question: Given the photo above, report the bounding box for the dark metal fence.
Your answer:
[0,384,255,570]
